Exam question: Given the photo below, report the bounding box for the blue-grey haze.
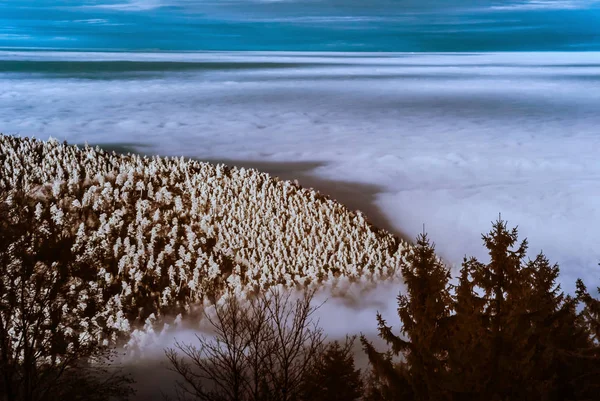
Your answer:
[2,51,600,293]
[1,0,600,52]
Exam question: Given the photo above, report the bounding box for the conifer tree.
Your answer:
[519,253,588,399]
[449,220,596,400]
[361,370,387,401]
[576,268,600,342]
[301,337,363,401]
[359,342,413,401]
[466,219,530,399]
[362,232,452,401]
[364,218,600,401]
[574,274,600,399]
[445,259,490,399]
[495,252,588,400]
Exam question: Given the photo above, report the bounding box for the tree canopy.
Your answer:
[363,218,600,401]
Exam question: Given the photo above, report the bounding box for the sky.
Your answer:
[1,0,600,51]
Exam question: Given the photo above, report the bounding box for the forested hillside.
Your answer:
[0,134,410,342]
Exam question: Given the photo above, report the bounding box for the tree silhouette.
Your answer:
[165,288,325,401]
[574,273,600,398]
[360,344,413,401]
[519,253,577,399]
[362,232,452,401]
[301,336,363,401]
[0,191,134,401]
[469,219,531,399]
[576,267,600,343]
[444,259,490,398]
[449,220,600,401]
[364,218,600,401]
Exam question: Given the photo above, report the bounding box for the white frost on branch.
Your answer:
[0,134,413,348]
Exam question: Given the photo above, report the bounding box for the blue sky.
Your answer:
[1,0,600,51]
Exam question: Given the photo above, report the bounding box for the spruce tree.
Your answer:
[445,258,491,400]
[574,274,600,399]
[301,337,363,401]
[576,269,600,342]
[516,253,585,400]
[467,219,531,400]
[363,232,453,401]
[363,218,600,401]
[359,341,413,401]
[452,220,596,400]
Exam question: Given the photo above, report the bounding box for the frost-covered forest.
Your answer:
[1,134,600,401]
[0,134,410,344]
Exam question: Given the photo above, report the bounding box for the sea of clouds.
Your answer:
[2,51,598,286]
[1,52,600,396]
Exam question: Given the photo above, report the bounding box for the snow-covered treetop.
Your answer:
[0,134,413,345]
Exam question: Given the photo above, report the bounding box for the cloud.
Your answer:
[67,0,600,15]
[73,19,109,24]
[71,18,126,26]
[490,0,600,10]
[242,15,404,23]
[86,0,164,11]
[3,0,600,52]
[0,34,33,40]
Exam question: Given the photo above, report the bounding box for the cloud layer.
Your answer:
[2,51,600,291]
[1,0,600,50]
